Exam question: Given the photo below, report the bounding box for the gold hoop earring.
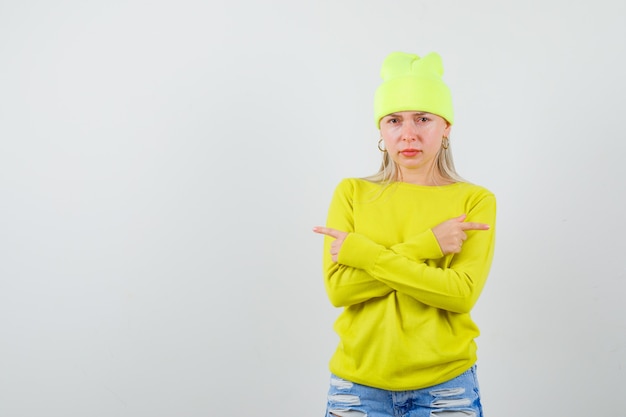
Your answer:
[378,138,387,153]
[442,136,449,150]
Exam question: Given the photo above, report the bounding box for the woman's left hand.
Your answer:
[313,226,348,262]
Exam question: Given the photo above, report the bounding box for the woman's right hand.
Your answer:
[432,214,490,255]
[312,226,349,263]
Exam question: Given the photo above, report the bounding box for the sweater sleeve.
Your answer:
[322,180,394,307]
[390,229,444,261]
[338,194,496,313]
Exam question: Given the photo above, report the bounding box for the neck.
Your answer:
[398,168,453,186]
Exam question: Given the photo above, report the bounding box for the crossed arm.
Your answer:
[314,214,488,262]
[313,206,495,313]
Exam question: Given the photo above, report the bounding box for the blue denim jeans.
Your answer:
[324,366,483,417]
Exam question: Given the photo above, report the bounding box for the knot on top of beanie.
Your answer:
[380,51,444,82]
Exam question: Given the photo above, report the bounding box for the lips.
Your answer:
[400,149,421,157]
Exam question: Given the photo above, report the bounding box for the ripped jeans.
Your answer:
[325,366,483,417]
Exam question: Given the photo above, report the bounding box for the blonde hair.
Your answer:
[363,139,465,185]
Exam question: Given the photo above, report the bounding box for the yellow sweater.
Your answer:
[322,178,496,391]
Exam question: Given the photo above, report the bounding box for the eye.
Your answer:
[386,118,399,124]
[417,116,430,123]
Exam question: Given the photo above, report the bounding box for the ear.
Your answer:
[444,123,452,137]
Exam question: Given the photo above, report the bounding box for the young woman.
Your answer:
[313,51,496,417]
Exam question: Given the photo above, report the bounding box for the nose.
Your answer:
[401,123,417,142]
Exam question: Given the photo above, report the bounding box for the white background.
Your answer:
[1,1,625,416]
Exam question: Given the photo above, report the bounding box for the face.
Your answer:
[379,111,451,183]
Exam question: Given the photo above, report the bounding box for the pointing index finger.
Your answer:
[460,222,490,231]
[312,226,342,239]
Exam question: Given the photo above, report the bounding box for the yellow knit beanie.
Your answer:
[374,51,454,128]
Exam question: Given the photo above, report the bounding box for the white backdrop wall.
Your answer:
[1,1,625,416]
